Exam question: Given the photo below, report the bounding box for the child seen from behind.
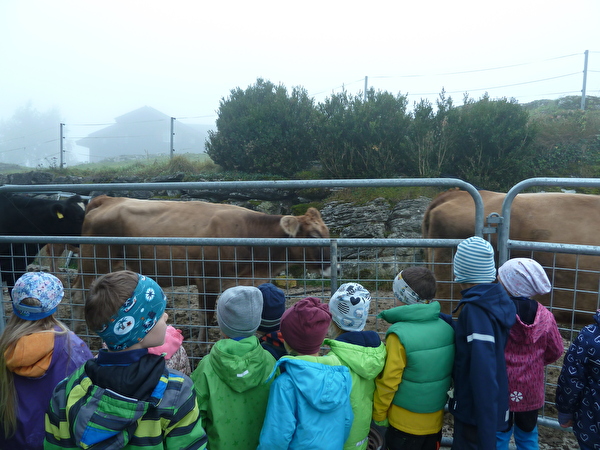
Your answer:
[257,296,354,449]
[191,285,277,450]
[373,267,455,450]
[44,270,207,449]
[496,258,563,450]
[0,272,93,450]
[325,282,386,450]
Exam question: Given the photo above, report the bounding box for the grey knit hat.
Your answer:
[453,236,497,284]
[216,286,263,338]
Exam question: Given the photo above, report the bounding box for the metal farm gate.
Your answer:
[2,177,599,440]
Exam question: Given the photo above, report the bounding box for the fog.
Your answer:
[0,0,598,166]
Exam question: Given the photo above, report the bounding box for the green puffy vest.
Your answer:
[383,302,455,414]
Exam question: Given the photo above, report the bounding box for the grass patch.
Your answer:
[328,186,442,206]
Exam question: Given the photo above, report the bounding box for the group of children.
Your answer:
[0,235,598,449]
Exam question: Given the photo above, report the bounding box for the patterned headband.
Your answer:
[96,274,166,351]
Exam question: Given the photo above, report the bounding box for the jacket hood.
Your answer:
[69,366,169,448]
[209,336,275,393]
[4,332,55,378]
[509,300,553,345]
[274,357,352,412]
[455,283,515,329]
[323,339,386,380]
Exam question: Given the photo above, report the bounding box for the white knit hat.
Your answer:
[329,282,371,332]
[498,258,551,297]
[453,236,496,284]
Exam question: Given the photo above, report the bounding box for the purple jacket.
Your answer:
[0,330,93,450]
[505,300,563,412]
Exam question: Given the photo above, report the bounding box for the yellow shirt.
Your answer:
[372,333,444,435]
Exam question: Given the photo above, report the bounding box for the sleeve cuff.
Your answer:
[374,418,389,427]
[557,411,573,425]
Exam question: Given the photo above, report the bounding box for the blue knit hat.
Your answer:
[453,236,497,283]
[257,283,286,332]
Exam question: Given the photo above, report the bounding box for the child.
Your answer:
[44,270,207,449]
[257,282,288,360]
[191,285,277,450]
[449,236,516,450]
[496,258,563,450]
[257,296,354,449]
[555,308,600,450]
[325,282,386,450]
[0,272,93,450]
[373,267,455,450]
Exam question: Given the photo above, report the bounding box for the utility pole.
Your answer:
[581,50,589,110]
[59,123,65,168]
[170,117,175,159]
[364,76,368,101]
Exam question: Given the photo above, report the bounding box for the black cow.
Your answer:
[0,193,86,292]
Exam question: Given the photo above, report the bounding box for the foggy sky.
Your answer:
[1,0,599,129]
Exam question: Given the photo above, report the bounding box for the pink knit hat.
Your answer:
[498,258,551,298]
[280,297,331,355]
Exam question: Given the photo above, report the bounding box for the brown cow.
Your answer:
[422,189,600,324]
[71,195,332,341]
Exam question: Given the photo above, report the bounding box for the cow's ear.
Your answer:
[280,216,300,237]
[53,204,66,220]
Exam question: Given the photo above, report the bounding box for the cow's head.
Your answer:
[280,207,333,276]
[49,195,88,236]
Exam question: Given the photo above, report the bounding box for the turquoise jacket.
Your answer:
[257,355,354,450]
[191,336,276,450]
[324,333,386,450]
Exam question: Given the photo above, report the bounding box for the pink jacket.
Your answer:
[505,303,563,411]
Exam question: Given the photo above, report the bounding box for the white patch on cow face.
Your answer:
[77,202,86,211]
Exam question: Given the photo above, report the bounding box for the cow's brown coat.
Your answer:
[422,189,600,323]
[72,195,331,338]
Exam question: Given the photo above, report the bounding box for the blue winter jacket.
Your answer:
[257,355,354,449]
[449,283,516,449]
[556,310,600,448]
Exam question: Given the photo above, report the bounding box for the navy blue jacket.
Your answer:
[556,310,600,447]
[449,283,516,449]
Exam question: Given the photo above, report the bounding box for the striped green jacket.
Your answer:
[44,363,207,449]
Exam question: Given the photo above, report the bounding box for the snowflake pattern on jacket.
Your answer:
[555,310,600,448]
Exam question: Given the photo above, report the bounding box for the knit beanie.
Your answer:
[498,258,551,298]
[11,272,64,320]
[280,297,331,355]
[453,236,497,283]
[216,286,263,338]
[329,282,371,332]
[257,283,286,332]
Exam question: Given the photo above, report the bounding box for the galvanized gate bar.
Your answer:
[498,177,600,265]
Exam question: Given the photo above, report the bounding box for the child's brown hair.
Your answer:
[401,266,437,300]
[85,270,139,331]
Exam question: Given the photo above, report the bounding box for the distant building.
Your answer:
[76,106,210,162]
